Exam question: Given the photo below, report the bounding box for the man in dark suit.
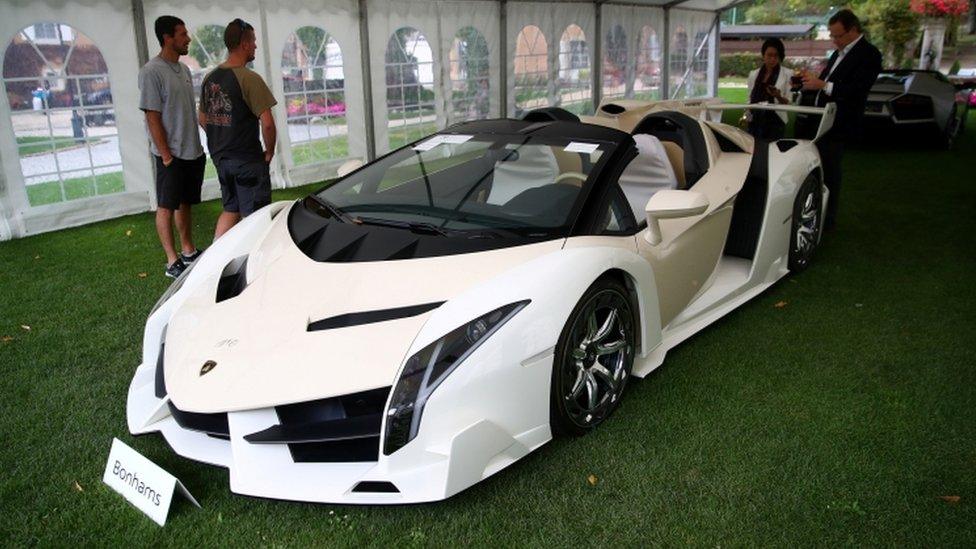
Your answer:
[798,9,882,230]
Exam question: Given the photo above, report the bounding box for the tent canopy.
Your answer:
[0,0,726,240]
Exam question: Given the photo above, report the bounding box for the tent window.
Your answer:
[281,27,347,166]
[3,23,123,207]
[513,25,548,117]
[179,23,228,180]
[635,26,662,101]
[385,27,436,149]
[669,27,689,98]
[602,24,629,101]
[557,24,590,115]
[448,27,490,124]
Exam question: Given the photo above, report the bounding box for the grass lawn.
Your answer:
[291,136,350,166]
[16,136,92,156]
[388,122,438,149]
[25,171,126,207]
[1,112,974,546]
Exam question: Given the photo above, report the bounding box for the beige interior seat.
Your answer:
[618,134,679,219]
[660,141,687,189]
[553,148,583,185]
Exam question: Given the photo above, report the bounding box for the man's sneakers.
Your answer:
[165,257,187,279]
[180,248,204,264]
[165,249,204,279]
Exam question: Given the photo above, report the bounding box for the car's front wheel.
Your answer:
[788,174,823,273]
[550,277,636,436]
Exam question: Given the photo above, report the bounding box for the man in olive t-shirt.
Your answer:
[199,18,278,238]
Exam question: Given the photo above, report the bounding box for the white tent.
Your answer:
[0,0,741,240]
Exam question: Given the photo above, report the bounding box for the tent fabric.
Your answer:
[505,2,595,118]
[0,0,723,241]
[263,0,366,186]
[367,0,500,156]
[601,4,665,101]
[669,8,718,99]
[0,0,153,238]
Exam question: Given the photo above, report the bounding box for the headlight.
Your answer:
[149,259,198,316]
[383,300,529,455]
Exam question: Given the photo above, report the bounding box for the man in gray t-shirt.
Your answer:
[138,15,207,279]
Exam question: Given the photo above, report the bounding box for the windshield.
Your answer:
[316,133,613,236]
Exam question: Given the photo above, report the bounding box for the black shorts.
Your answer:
[154,154,206,210]
[216,158,272,216]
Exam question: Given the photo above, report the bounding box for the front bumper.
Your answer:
[126,349,554,504]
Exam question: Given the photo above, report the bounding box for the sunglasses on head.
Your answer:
[232,18,250,32]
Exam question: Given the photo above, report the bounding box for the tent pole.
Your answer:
[711,12,720,98]
[131,0,150,67]
[499,0,508,118]
[358,0,376,161]
[257,1,287,187]
[662,7,670,99]
[592,1,602,110]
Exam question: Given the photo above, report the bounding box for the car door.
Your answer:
[633,147,751,329]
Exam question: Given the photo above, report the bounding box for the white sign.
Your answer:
[412,134,474,151]
[564,142,600,154]
[412,136,444,151]
[102,438,199,526]
[439,134,473,144]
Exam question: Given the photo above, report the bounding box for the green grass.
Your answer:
[291,136,350,166]
[16,136,92,156]
[388,122,438,149]
[26,171,126,207]
[1,113,975,545]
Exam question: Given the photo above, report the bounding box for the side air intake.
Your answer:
[216,255,248,303]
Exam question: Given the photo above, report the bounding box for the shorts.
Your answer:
[154,154,206,210]
[216,157,272,216]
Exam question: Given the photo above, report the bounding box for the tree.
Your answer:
[863,0,920,67]
[188,25,226,68]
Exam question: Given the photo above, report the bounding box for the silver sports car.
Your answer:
[863,69,970,148]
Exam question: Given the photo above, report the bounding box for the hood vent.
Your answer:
[216,256,248,303]
[307,301,444,332]
[287,197,540,263]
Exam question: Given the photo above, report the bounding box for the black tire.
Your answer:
[550,277,636,437]
[788,174,824,273]
[943,105,959,150]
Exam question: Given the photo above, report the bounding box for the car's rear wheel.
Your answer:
[943,105,960,149]
[788,174,823,273]
[550,277,636,436]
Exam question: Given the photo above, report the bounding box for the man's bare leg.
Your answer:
[155,207,178,265]
[214,211,241,240]
[174,202,195,255]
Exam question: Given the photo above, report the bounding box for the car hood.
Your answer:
[164,202,564,413]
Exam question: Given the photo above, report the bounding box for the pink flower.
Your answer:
[910,0,969,17]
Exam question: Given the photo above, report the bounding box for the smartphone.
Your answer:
[790,75,804,91]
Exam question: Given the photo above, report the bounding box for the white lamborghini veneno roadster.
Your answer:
[127,99,835,504]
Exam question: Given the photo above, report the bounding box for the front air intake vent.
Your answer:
[216,256,248,303]
[352,481,400,493]
[243,386,392,463]
[154,325,169,398]
[168,402,230,437]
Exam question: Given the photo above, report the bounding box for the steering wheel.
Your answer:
[553,171,588,184]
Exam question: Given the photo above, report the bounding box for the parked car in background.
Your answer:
[82,89,114,126]
[863,69,970,148]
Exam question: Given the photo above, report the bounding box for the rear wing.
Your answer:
[703,103,837,142]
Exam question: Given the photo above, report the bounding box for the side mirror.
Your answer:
[644,190,709,245]
[336,158,365,178]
